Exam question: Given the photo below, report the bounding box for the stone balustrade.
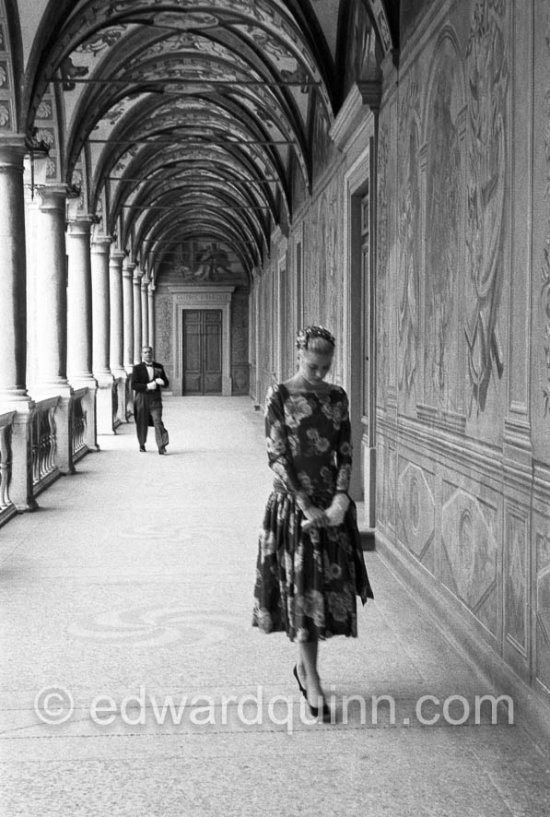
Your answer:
[0,410,16,524]
[71,388,88,461]
[31,396,59,493]
[0,384,112,528]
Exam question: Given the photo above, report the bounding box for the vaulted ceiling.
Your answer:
[10,0,398,280]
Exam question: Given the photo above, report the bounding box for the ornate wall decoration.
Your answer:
[0,102,9,128]
[0,12,15,134]
[397,73,421,399]
[441,488,497,632]
[113,146,139,175]
[313,192,328,316]
[536,529,550,691]
[60,56,89,90]
[311,98,333,182]
[397,462,435,560]
[75,26,127,56]
[155,294,173,371]
[326,183,342,343]
[159,240,246,286]
[424,37,462,410]
[505,512,527,651]
[343,0,378,98]
[540,11,550,415]
[376,122,389,405]
[36,100,53,119]
[464,0,508,414]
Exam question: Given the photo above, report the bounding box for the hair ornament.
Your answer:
[295,325,336,350]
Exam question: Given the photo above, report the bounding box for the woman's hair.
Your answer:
[296,325,335,354]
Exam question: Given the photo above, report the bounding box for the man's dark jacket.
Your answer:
[131,361,169,434]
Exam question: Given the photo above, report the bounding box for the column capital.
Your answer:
[122,260,136,278]
[133,267,144,282]
[35,184,68,213]
[0,137,27,168]
[110,248,126,262]
[91,234,114,255]
[67,214,96,237]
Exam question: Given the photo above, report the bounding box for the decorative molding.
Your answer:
[170,286,235,396]
[330,82,380,152]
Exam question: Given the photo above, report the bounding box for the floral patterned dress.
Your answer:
[252,380,373,642]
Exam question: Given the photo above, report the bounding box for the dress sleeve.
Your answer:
[335,388,353,493]
[265,385,307,502]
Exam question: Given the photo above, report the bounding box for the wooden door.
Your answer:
[182,310,223,394]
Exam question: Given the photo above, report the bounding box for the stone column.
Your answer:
[122,258,135,420]
[66,215,98,451]
[0,140,35,509]
[91,234,114,435]
[32,187,71,393]
[122,258,135,374]
[32,185,74,473]
[109,249,127,424]
[141,275,149,349]
[148,284,155,350]
[133,266,143,364]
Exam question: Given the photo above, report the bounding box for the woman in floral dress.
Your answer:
[252,325,373,719]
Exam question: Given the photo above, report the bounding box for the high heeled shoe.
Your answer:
[293,665,307,699]
[293,665,330,720]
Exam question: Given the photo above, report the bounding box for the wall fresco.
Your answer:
[397,71,421,407]
[154,293,173,377]
[464,0,508,414]
[397,462,435,567]
[343,0,379,98]
[536,527,550,693]
[540,10,550,417]
[505,510,527,652]
[376,122,389,407]
[424,35,462,412]
[0,10,15,134]
[441,487,498,634]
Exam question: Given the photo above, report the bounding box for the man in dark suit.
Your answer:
[131,345,170,454]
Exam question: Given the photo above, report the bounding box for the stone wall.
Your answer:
[252,0,550,721]
[376,0,550,708]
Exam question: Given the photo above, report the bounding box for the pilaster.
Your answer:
[91,234,115,435]
[141,275,149,349]
[148,284,155,349]
[31,185,72,398]
[66,214,98,451]
[132,266,143,364]
[122,259,135,373]
[109,249,127,424]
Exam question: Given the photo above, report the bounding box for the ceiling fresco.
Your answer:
[6,0,397,281]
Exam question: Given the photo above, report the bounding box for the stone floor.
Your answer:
[1,395,550,816]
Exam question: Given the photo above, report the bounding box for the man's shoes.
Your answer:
[158,446,166,455]
[139,445,146,452]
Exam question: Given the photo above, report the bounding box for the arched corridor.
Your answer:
[2,396,550,815]
[2,0,550,810]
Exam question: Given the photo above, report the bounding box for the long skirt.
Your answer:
[252,491,373,642]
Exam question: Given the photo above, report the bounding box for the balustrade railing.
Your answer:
[112,379,119,427]
[125,376,134,420]
[0,411,15,518]
[31,397,59,492]
[71,388,87,460]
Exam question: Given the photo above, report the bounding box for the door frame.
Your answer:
[168,285,235,396]
[343,137,377,526]
[182,308,223,395]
